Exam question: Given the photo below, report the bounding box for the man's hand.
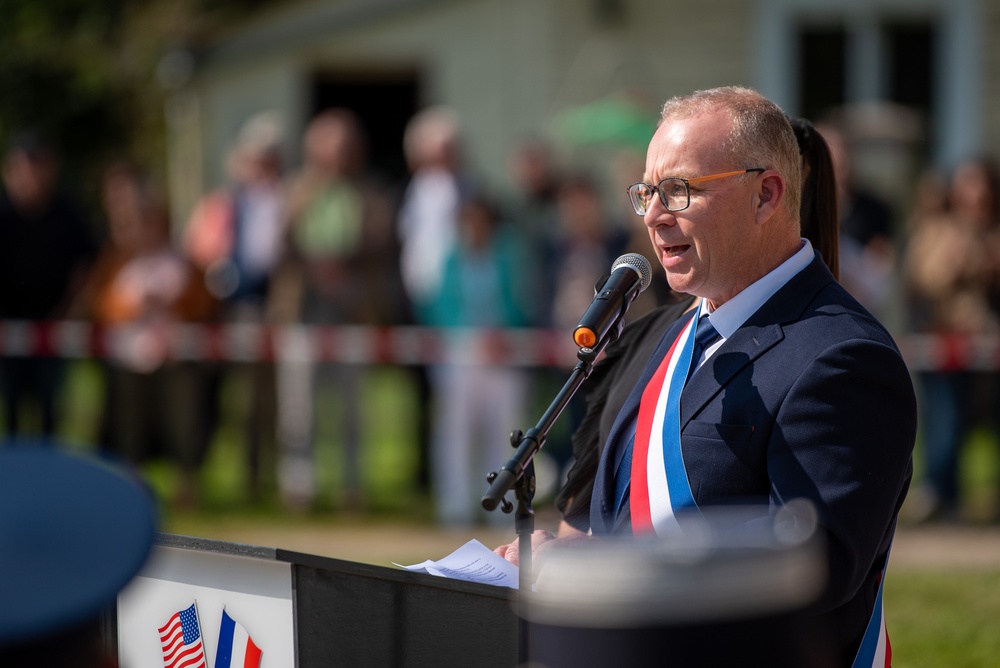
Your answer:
[494,521,594,567]
[493,529,556,567]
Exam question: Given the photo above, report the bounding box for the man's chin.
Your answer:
[664,271,697,296]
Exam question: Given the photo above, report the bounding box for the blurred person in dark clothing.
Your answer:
[0,131,97,439]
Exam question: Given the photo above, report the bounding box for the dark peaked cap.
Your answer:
[0,445,157,645]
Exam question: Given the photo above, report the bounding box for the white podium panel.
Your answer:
[117,537,294,668]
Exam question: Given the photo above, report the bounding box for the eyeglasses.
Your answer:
[626,168,765,215]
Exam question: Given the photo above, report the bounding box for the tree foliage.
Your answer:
[0,1,133,178]
[0,0,277,209]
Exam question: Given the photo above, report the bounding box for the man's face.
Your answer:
[642,109,760,307]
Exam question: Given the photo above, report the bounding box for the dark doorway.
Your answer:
[797,24,848,123]
[311,71,420,189]
[884,19,936,159]
[795,16,937,138]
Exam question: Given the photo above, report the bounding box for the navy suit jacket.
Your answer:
[590,251,916,664]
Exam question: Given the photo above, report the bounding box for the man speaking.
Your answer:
[500,86,916,668]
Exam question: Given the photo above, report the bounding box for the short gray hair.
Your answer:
[660,86,802,220]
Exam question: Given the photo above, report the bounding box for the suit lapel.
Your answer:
[680,317,783,426]
[679,253,834,426]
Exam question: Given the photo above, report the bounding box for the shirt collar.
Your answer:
[700,238,814,339]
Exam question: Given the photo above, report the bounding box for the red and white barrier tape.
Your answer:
[0,320,574,369]
[0,320,996,371]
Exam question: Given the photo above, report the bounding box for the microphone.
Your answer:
[573,253,653,348]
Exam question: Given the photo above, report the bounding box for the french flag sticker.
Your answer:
[214,609,262,668]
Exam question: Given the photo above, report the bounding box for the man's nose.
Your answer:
[644,199,676,228]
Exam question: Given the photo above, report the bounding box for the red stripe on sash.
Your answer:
[630,331,684,533]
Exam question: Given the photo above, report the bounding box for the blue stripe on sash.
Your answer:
[662,303,702,514]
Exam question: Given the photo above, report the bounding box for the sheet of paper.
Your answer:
[394,539,520,589]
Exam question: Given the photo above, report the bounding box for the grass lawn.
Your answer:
[887,569,1000,668]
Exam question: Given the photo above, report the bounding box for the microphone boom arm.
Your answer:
[482,335,611,513]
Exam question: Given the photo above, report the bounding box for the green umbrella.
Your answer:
[552,95,658,153]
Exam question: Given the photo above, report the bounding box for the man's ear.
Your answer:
[755,171,786,224]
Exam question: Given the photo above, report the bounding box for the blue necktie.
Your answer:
[687,314,721,382]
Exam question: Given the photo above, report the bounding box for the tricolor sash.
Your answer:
[853,552,892,668]
[630,304,702,534]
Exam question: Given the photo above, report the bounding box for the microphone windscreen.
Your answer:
[611,253,653,293]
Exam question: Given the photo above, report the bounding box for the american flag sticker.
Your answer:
[159,603,208,668]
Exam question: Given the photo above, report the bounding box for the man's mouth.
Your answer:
[663,244,690,257]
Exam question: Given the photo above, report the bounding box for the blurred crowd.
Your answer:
[2,106,1000,527]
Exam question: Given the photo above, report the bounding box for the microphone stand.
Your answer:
[482,321,620,665]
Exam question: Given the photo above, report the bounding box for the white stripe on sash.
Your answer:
[645,314,696,536]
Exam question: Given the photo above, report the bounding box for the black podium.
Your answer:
[115,504,830,668]
[114,534,518,668]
